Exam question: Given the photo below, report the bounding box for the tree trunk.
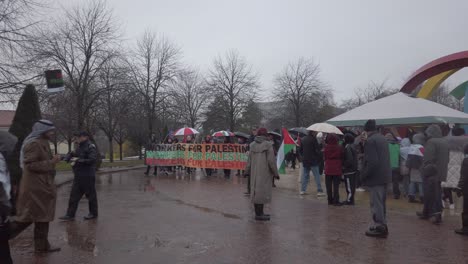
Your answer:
[108,137,114,163]
[119,142,123,161]
[138,144,143,160]
[67,139,72,153]
[53,140,58,154]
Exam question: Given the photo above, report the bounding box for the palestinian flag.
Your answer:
[276,128,296,174]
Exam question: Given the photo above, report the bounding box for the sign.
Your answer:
[45,69,64,93]
[146,143,249,170]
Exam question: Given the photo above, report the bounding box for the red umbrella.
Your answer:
[174,127,199,136]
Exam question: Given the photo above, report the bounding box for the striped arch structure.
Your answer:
[400,51,468,119]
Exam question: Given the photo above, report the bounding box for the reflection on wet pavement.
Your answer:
[10,168,468,264]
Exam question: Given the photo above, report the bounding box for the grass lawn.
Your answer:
[56,159,144,172]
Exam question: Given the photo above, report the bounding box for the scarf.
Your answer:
[0,131,17,202]
[20,120,55,168]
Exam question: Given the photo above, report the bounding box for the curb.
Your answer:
[56,165,146,188]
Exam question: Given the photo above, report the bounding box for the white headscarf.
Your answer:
[0,131,17,201]
[20,120,55,168]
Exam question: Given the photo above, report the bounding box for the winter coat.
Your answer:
[15,138,57,222]
[299,135,321,167]
[442,136,468,188]
[361,132,392,186]
[323,135,343,176]
[68,140,97,179]
[245,136,279,204]
[422,125,449,182]
[459,157,468,191]
[343,144,358,175]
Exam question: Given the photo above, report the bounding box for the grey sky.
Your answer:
[61,0,468,102]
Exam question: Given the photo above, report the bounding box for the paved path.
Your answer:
[10,169,468,264]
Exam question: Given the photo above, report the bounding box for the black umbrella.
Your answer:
[234,131,250,139]
[268,131,281,139]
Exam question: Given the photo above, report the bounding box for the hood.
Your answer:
[251,136,272,153]
[400,138,411,148]
[412,133,426,145]
[0,131,17,155]
[425,124,442,139]
[325,134,338,145]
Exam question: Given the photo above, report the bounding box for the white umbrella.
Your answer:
[307,123,343,135]
[174,127,199,136]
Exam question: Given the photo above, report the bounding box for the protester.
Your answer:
[59,131,98,221]
[417,125,449,225]
[361,120,391,238]
[244,128,279,221]
[285,149,297,170]
[386,133,401,199]
[454,144,468,236]
[316,132,325,176]
[355,131,367,192]
[443,128,468,210]
[204,135,214,177]
[407,133,425,203]
[399,138,411,199]
[223,137,231,179]
[9,120,61,253]
[0,132,17,264]
[343,133,358,205]
[298,131,325,196]
[185,135,194,175]
[244,127,258,196]
[323,134,343,206]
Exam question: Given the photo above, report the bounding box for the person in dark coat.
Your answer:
[59,131,98,221]
[245,127,258,196]
[324,134,343,205]
[298,131,325,196]
[343,133,358,205]
[417,125,449,225]
[361,120,391,238]
[455,144,468,236]
[0,131,17,264]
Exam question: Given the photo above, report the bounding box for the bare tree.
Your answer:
[27,0,120,130]
[341,81,398,111]
[273,58,325,127]
[430,84,463,111]
[206,50,259,131]
[0,0,43,93]
[172,69,206,128]
[94,55,132,162]
[128,31,180,139]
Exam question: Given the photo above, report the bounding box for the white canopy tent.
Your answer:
[328,92,468,127]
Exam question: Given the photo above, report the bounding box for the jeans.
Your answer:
[301,166,323,192]
[409,182,424,197]
[369,185,387,226]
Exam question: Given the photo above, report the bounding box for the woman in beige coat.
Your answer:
[10,120,61,253]
[245,128,279,221]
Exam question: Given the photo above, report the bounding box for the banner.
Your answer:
[45,69,65,93]
[146,143,248,170]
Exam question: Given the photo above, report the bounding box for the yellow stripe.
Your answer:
[417,69,460,98]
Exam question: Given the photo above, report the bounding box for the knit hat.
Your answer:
[364,119,377,132]
[257,128,268,136]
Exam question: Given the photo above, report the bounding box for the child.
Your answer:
[455,144,468,236]
[343,133,358,205]
[324,134,344,206]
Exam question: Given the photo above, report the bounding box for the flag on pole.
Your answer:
[276,128,296,174]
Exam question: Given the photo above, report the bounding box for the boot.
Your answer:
[365,225,388,238]
[254,204,270,221]
[455,213,468,235]
[416,211,430,220]
[408,195,417,203]
[431,214,442,225]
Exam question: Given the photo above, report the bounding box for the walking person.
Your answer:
[386,134,401,199]
[361,120,391,238]
[399,138,411,198]
[417,125,449,225]
[59,131,98,221]
[244,128,279,221]
[454,144,468,236]
[443,128,468,210]
[343,133,358,205]
[323,134,343,206]
[0,131,17,264]
[299,131,325,197]
[9,120,61,253]
[407,133,426,203]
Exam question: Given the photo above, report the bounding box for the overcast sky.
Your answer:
[58,0,468,103]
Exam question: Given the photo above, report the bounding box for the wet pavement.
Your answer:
[10,168,468,264]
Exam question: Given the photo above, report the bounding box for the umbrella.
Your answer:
[212,130,235,137]
[289,127,308,136]
[268,131,281,139]
[174,127,199,136]
[307,123,343,135]
[234,131,250,139]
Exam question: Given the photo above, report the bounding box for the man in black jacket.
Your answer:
[59,131,98,221]
[343,133,358,205]
[361,120,391,238]
[299,131,325,196]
